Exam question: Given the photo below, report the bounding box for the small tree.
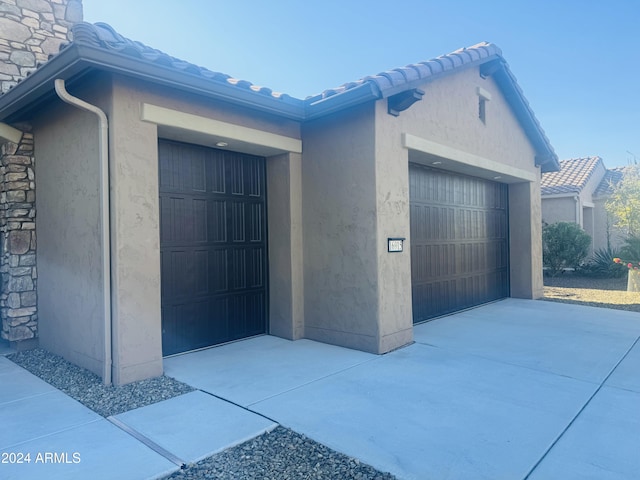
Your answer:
[605,165,640,237]
[542,222,592,276]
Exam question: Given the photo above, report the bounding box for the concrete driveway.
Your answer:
[165,298,640,480]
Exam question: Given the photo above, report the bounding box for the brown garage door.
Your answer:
[159,140,267,355]
[410,163,509,323]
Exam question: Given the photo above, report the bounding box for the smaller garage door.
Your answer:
[410,164,509,323]
[159,140,268,355]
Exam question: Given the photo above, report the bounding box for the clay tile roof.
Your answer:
[0,24,558,169]
[541,157,603,195]
[302,42,558,172]
[70,22,293,102]
[594,166,627,197]
[306,42,501,101]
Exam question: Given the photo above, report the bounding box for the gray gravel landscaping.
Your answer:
[7,348,397,479]
[7,348,194,417]
[164,426,396,480]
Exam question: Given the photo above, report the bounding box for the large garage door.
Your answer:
[410,163,509,323]
[159,140,267,355]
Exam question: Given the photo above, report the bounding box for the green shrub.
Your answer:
[542,222,592,277]
[582,246,626,278]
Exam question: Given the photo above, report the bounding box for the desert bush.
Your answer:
[543,222,592,276]
[582,246,626,278]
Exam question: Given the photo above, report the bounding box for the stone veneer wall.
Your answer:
[0,0,82,93]
[0,129,36,341]
[0,0,83,342]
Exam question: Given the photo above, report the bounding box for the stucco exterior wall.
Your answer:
[593,197,625,251]
[106,76,304,380]
[394,67,538,172]
[542,196,577,225]
[302,103,382,353]
[580,162,606,201]
[541,162,608,253]
[510,180,544,298]
[267,152,304,340]
[33,99,104,376]
[108,79,164,384]
[118,79,300,141]
[372,106,414,351]
[376,65,543,303]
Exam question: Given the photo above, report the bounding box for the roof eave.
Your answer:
[491,64,559,173]
[378,54,504,99]
[304,82,382,120]
[541,190,581,198]
[0,44,306,123]
[0,46,87,122]
[303,54,502,120]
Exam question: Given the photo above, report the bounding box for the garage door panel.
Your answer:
[247,203,265,242]
[210,249,229,293]
[160,140,267,355]
[230,202,246,242]
[410,164,509,323]
[209,200,227,243]
[246,156,265,197]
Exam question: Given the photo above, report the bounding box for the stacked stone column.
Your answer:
[0,0,83,343]
[0,0,82,94]
[0,130,36,342]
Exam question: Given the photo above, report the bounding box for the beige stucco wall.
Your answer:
[542,196,578,226]
[108,76,304,381]
[301,65,545,355]
[376,65,543,304]
[302,103,383,353]
[33,94,105,376]
[373,111,414,352]
[509,180,544,298]
[541,161,608,253]
[31,63,549,377]
[267,152,304,340]
[393,67,538,172]
[108,79,164,384]
[123,80,300,141]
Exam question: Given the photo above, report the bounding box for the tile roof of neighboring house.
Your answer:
[0,22,558,171]
[594,166,627,197]
[541,157,603,195]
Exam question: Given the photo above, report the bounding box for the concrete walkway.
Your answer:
[1,298,639,479]
[165,299,640,480]
[0,356,276,479]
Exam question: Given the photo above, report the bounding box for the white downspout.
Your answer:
[574,195,581,227]
[54,79,112,386]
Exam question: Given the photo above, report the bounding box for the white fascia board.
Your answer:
[402,133,537,183]
[141,103,302,154]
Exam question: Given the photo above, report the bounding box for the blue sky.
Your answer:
[83,0,639,167]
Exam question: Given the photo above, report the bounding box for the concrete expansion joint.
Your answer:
[522,334,640,479]
[107,415,187,470]
[198,388,280,426]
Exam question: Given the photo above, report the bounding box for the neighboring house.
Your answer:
[592,167,627,250]
[541,157,626,252]
[0,2,559,384]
